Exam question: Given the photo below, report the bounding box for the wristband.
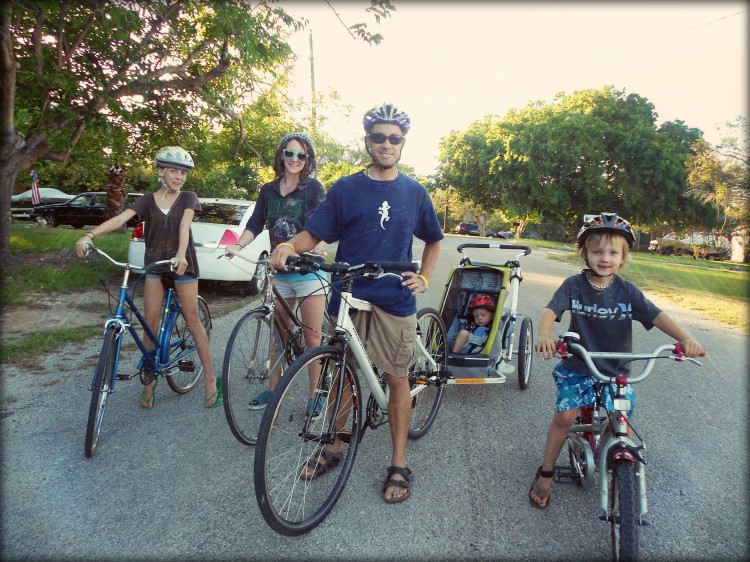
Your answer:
[85,232,95,239]
[277,242,296,252]
[236,243,245,249]
[417,274,429,290]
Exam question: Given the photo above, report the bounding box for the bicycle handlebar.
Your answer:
[557,331,702,385]
[83,242,176,273]
[286,255,418,279]
[457,242,532,257]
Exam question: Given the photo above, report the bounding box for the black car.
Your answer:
[33,192,142,228]
[11,188,74,221]
[454,222,480,236]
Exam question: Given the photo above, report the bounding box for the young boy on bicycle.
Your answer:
[528,213,705,509]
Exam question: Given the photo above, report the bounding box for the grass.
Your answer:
[0,326,102,364]
[524,239,750,331]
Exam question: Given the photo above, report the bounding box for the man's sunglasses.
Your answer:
[282,149,308,161]
[367,133,405,145]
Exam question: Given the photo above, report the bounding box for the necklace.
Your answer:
[585,270,615,290]
[365,167,399,181]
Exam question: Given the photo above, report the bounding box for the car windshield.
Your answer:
[195,203,250,226]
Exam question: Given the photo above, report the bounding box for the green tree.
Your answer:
[0,0,395,262]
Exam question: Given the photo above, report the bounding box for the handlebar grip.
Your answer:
[380,261,419,273]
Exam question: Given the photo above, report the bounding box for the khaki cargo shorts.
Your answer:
[351,305,416,377]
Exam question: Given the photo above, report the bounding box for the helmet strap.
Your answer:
[158,177,178,194]
[584,267,609,278]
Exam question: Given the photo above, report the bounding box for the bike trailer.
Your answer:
[439,262,512,379]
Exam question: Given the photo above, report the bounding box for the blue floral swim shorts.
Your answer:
[552,363,635,418]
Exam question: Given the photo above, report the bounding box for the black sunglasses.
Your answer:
[282,149,308,161]
[367,133,405,145]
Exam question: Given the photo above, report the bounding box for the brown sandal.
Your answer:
[300,448,344,481]
[383,466,412,504]
[528,466,553,509]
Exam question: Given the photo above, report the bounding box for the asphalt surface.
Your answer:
[1,237,747,561]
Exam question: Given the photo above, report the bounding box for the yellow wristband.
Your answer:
[277,242,296,252]
[417,274,429,290]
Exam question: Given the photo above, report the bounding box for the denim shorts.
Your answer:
[145,273,197,284]
[273,274,328,299]
[552,362,635,417]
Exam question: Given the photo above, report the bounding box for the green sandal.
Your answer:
[140,379,157,410]
[204,378,223,408]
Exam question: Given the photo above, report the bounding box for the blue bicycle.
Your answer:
[83,244,211,458]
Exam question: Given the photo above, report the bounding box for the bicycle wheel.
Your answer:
[166,295,211,394]
[85,326,120,458]
[610,460,640,562]
[222,309,284,446]
[254,346,362,536]
[517,316,533,389]
[408,307,446,439]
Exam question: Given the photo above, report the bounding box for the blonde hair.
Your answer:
[577,232,631,267]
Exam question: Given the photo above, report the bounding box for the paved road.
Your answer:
[2,237,747,561]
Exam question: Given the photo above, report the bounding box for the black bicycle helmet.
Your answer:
[154,146,195,172]
[577,212,636,248]
[363,103,411,134]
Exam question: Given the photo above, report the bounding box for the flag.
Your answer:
[31,171,41,205]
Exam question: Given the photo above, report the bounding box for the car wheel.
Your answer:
[43,213,60,227]
[241,252,268,296]
[71,223,85,229]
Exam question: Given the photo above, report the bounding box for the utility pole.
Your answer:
[309,30,317,134]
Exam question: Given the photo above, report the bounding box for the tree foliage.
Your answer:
[437,85,716,239]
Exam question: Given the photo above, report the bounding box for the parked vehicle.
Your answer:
[11,187,74,221]
[455,222,480,236]
[649,237,730,260]
[128,197,271,295]
[486,229,514,239]
[33,192,142,228]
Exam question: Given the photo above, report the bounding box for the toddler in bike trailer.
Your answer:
[528,212,705,510]
[451,294,496,354]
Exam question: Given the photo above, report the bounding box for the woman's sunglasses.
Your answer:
[282,149,308,162]
[367,133,405,145]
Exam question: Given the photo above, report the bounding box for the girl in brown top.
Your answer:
[75,146,220,410]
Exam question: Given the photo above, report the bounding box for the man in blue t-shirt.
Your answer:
[271,103,443,504]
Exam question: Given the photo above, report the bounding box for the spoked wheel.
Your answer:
[254,346,362,536]
[610,461,640,562]
[517,316,533,389]
[222,309,284,445]
[166,296,211,394]
[241,252,268,296]
[85,326,120,458]
[408,307,446,439]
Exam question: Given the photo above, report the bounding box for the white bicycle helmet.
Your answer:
[363,103,411,134]
[154,146,195,172]
[278,132,315,152]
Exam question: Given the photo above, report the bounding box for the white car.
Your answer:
[128,197,271,295]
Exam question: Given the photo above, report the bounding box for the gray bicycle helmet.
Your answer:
[363,103,411,134]
[154,146,195,172]
[577,212,636,248]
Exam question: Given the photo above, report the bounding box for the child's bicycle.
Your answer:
[253,256,448,536]
[82,243,211,458]
[438,242,534,388]
[552,332,702,562]
[221,250,327,446]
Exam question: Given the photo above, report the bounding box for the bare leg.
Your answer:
[298,293,326,397]
[384,373,411,501]
[174,281,217,406]
[140,278,165,408]
[530,408,578,507]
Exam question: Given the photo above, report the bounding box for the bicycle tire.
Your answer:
[222,309,284,446]
[408,307,446,439]
[517,316,533,389]
[166,295,211,394]
[610,460,640,562]
[85,326,119,458]
[254,345,362,536]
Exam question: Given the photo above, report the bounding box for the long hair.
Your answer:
[273,135,316,181]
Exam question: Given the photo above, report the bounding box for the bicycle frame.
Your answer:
[87,248,194,393]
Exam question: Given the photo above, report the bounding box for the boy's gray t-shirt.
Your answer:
[546,272,662,375]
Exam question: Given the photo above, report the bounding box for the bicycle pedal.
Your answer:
[177,360,195,372]
[553,466,579,484]
[116,373,134,381]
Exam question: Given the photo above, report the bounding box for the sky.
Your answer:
[282,1,747,176]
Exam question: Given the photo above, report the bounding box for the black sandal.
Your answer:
[301,448,344,481]
[383,465,412,504]
[528,466,554,509]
